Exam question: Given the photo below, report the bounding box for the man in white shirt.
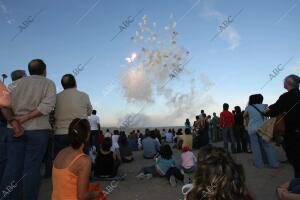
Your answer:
[88,110,100,150]
[104,129,112,138]
[53,74,92,159]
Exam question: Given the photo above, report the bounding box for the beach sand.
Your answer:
[39,142,292,200]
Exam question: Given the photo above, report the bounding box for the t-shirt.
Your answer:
[142,137,160,158]
[156,155,177,175]
[220,111,235,128]
[181,151,196,169]
[179,135,193,149]
[88,115,100,131]
[245,104,267,134]
[104,132,112,138]
[111,135,120,150]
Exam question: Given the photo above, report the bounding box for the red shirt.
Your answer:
[220,111,235,128]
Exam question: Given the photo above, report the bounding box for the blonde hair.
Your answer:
[187,146,252,200]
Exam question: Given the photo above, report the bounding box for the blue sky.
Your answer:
[0,0,299,127]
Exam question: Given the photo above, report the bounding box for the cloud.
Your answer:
[202,7,241,50]
[291,59,300,73]
[0,0,15,24]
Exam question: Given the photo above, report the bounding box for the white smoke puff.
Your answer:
[121,64,153,103]
[199,73,215,91]
[123,15,190,105]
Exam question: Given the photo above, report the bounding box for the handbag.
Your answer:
[254,103,285,143]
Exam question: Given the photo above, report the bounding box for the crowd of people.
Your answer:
[0,59,299,200]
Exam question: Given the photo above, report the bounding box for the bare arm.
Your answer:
[77,156,99,200]
[0,81,11,108]
[1,108,24,137]
[14,109,43,124]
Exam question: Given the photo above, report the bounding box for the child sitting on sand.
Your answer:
[136,144,186,187]
[182,145,254,200]
[181,147,197,173]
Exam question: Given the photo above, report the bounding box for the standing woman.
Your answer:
[234,106,248,153]
[52,118,100,200]
[243,94,279,168]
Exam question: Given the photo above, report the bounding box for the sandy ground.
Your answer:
[39,142,292,200]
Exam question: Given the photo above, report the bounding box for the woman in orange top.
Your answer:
[0,80,10,108]
[52,118,100,200]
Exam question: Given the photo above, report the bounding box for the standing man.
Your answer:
[53,74,92,159]
[0,59,56,200]
[212,112,220,142]
[220,103,236,153]
[88,110,100,150]
[266,74,300,177]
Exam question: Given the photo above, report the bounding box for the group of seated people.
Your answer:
[52,118,257,199]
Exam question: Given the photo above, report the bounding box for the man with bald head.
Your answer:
[267,74,300,178]
[53,74,92,159]
[0,59,56,200]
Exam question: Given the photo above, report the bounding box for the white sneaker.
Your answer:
[169,175,177,187]
[183,174,190,185]
[145,174,153,180]
[136,173,145,180]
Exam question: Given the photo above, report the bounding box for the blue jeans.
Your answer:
[0,129,49,200]
[249,133,279,168]
[222,127,236,153]
[0,125,9,182]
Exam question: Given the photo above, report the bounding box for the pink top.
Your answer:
[181,151,196,169]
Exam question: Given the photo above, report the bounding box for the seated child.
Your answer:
[183,145,254,200]
[181,147,197,173]
[136,144,186,187]
[94,137,121,178]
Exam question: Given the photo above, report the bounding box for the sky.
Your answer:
[0,0,299,127]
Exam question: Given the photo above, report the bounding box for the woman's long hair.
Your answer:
[187,146,253,200]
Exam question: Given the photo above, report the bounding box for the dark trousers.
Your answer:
[0,129,49,200]
[285,132,300,178]
[44,133,53,178]
[0,125,8,183]
[142,165,160,176]
[165,167,184,181]
[53,134,70,160]
[234,125,248,152]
